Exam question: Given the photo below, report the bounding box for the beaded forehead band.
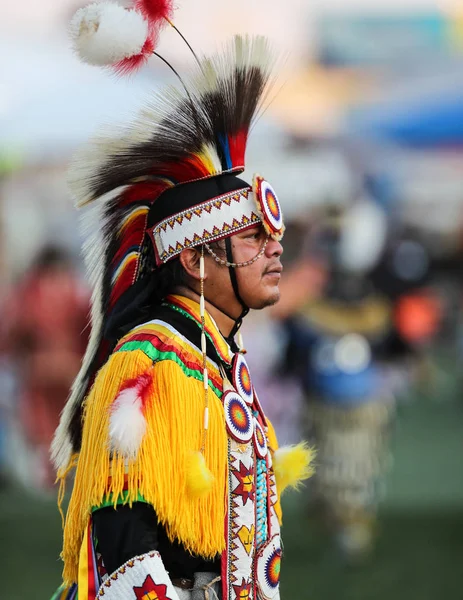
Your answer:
[149,175,284,266]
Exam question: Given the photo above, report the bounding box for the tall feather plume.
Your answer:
[71,36,274,204]
[52,35,276,472]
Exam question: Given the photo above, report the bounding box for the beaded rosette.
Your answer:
[253,175,285,241]
[222,355,281,600]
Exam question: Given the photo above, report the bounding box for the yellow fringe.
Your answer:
[61,350,228,585]
[56,454,79,530]
[186,451,215,498]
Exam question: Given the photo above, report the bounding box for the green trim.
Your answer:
[116,339,159,362]
[165,303,226,361]
[92,489,148,512]
[166,303,207,337]
[116,340,223,398]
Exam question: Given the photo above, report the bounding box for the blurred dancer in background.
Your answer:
[279,193,439,562]
[2,244,89,490]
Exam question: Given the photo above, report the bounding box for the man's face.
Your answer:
[204,224,283,315]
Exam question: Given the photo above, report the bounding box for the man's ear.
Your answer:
[179,248,202,281]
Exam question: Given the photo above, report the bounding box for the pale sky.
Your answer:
[2,0,462,145]
[2,0,461,60]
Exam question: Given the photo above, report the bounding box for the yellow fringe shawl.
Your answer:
[60,349,228,585]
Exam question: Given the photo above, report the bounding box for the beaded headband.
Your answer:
[149,175,284,265]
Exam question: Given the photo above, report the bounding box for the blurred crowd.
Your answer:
[244,181,461,561]
[0,245,89,491]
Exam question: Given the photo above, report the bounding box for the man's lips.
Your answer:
[263,265,283,276]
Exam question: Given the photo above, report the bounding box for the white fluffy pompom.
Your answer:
[69,2,149,66]
[109,385,147,458]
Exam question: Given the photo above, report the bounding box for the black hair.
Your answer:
[104,237,226,343]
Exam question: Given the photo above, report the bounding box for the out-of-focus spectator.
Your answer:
[275,196,431,562]
[1,244,89,490]
[243,227,329,445]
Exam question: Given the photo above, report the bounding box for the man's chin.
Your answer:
[250,289,281,310]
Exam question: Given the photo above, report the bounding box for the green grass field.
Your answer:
[1,377,462,599]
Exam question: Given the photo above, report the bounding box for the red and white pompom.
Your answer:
[109,374,152,458]
[115,0,175,74]
[69,2,150,68]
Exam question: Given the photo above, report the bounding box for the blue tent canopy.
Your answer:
[348,77,463,146]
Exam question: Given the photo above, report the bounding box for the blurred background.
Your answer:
[1,0,463,598]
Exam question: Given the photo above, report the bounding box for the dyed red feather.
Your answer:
[159,156,215,183]
[228,130,248,171]
[110,263,138,309]
[112,225,146,268]
[119,181,172,208]
[119,373,153,409]
[133,0,174,24]
[112,0,174,75]
[114,35,156,76]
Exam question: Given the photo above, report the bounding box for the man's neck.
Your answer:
[175,287,238,339]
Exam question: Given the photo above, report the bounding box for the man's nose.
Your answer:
[265,237,283,258]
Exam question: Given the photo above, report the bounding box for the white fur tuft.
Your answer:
[69,2,148,66]
[109,386,147,458]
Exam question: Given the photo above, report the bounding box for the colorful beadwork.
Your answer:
[133,575,170,600]
[253,175,284,240]
[256,535,282,600]
[223,391,253,443]
[225,441,256,600]
[150,188,262,264]
[256,458,268,549]
[232,354,254,405]
[253,418,268,459]
[96,551,179,599]
[265,548,281,588]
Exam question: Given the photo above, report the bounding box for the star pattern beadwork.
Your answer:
[232,577,252,600]
[133,575,171,600]
[232,460,255,505]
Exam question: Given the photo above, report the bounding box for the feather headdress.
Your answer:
[51,30,284,472]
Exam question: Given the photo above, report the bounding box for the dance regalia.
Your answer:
[50,3,313,598]
[284,289,395,559]
[52,294,286,599]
